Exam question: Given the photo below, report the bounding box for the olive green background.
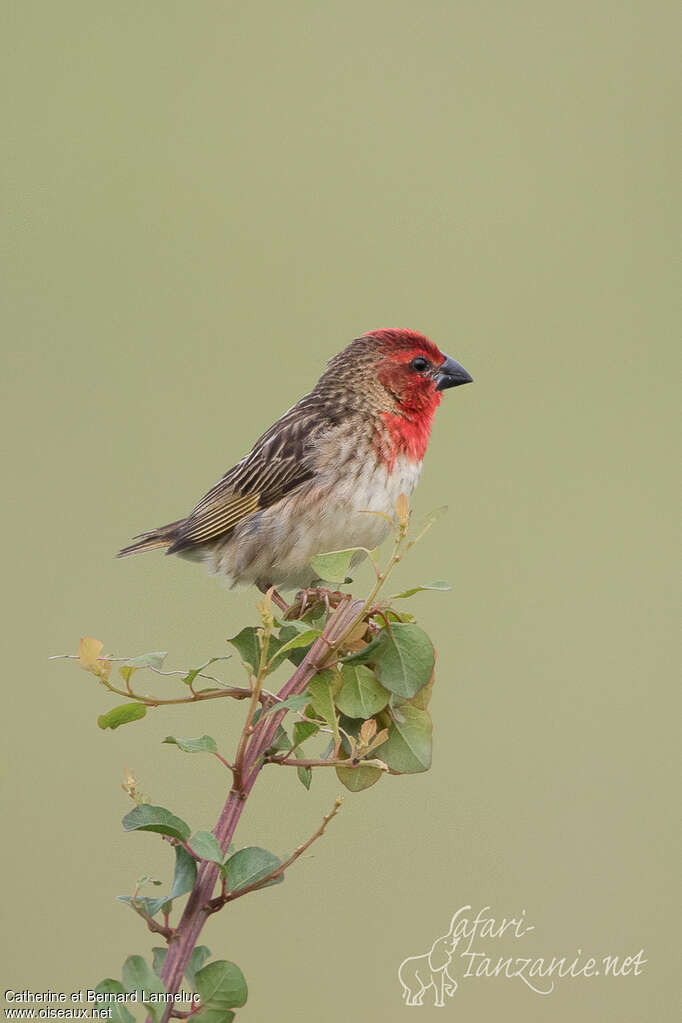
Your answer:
[2,2,679,1020]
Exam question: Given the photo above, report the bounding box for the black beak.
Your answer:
[435,354,473,391]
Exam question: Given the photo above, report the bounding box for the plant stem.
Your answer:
[265,755,387,770]
[114,687,254,707]
[50,655,272,707]
[156,598,365,1022]
[207,796,342,911]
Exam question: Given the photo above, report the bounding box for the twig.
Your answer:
[155,599,365,1015]
[102,686,254,708]
[49,654,233,688]
[233,591,276,793]
[242,597,365,784]
[90,497,435,1023]
[212,752,234,772]
[206,797,343,912]
[179,842,203,863]
[314,530,406,665]
[265,755,388,770]
[131,902,175,942]
[50,654,276,707]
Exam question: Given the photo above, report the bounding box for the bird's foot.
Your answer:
[285,586,347,620]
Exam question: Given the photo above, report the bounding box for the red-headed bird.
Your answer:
[118,329,472,592]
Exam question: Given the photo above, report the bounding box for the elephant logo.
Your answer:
[398,915,460,1007]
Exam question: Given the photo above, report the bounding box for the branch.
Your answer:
[156,598,365,1014]
[108,687,255,708]
[243,596,366,782]
[65,495,441,1023]
[131,901,175,942]
[50,654,277,707]
[265,754,388,771]
[206,797,343,913]
[232,592,276,793]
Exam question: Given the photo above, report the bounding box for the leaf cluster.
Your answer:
[61,498,452,1020]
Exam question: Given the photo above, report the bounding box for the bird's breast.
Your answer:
[329,452,423,550]
[203,448,424,591]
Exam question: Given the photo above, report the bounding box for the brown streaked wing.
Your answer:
[166,402,321,555]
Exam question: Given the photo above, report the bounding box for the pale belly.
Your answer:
[297,454,423,555]
[203,454,423,590]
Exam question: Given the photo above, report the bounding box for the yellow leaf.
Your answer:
[369,728,389,751]
[395,493,410,528]
[359,718,378,745]
[78,637,103,672]
[77,637,111,681]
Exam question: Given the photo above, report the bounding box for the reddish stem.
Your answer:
[156,598,364,1020]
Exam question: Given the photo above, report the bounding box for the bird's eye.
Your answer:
[410,356,430,373]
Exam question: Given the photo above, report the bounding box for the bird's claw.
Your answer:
[285,586,346,621]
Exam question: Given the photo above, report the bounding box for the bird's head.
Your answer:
[368,328,473,414]
[321,328,472,414]
[318,328,472,467]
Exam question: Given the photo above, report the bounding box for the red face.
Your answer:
[373,328,465,413]
[359,328,472,469]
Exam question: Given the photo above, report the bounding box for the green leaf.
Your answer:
[189,830,224,864]
[227,626,260,673]
[116,894,167,918]
[297,765,312,789]
[391,580,452,599]
[271,629,321,661]
[266,723,292,753]
[98,703,147,730]
[191,1009,235,1023]
[336,713,363,753]
[135,875,162,887]
[121,955,166,1023]
[228,627,283,674]
[125,651,168,670]
[307,607,328,630]
[320,737,335,759]
[122,803,191,843]
[383,609,416,623]
[273,617,305,631]
[335,762,383,792]
[119,844,197,919]
[169,845,197,900]
[308,670,340,731]
[310,548,363,583]
[151,947,166,975]
[195,960,247,1011]
[406,667,435,710]
[292,720,318,747]
[342,623,434,699]
[276,623,316,666]
[163,734,218,754]
[222,846,282,893]
[151,945,211,990]
[260,691,310,718]
[93,980,136,1023]
[183,657,230,686]
[186,945,212,988]
[378,704,432,773]
[335,664,389,718]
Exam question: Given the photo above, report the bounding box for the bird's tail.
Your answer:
[117,519,185,558]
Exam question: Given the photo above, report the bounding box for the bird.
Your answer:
[118,328,472,596]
